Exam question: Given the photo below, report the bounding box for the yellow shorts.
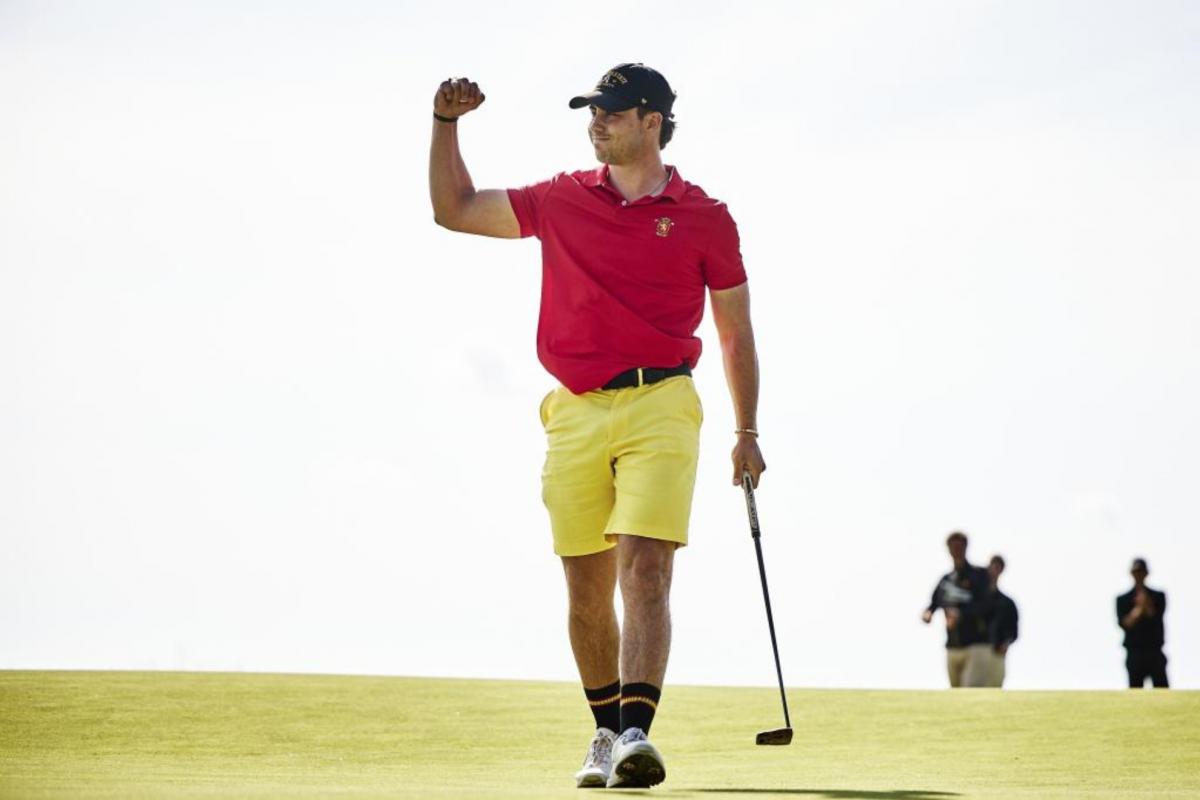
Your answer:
[539,375,703,557]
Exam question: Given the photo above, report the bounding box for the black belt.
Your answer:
[602,362,692,390]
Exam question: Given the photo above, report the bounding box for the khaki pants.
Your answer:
[946,644,994,687]
[981,648,1007,687]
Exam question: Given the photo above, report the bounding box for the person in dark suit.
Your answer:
[983,555,1018,687]
[1116,558,1168,688]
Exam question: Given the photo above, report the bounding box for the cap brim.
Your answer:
[568,90,633,111]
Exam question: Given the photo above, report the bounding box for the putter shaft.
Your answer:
[742,472,792,732]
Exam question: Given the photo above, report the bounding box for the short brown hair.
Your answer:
[637,107,675,150]
[946,531,968,547]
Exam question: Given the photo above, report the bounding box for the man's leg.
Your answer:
[602,377,696,789]
[561,549,621,789]
[600,534,674,790]
[946,647,967,687]
[617,535,676,697]
[562,549,620,718]
[1150,651,1169,688]
[1126,651,1146,688]
[962,643,992,687]
[979,648,1004,688]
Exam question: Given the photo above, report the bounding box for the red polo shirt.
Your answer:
[507,165,747,394]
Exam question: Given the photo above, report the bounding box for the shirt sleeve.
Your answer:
[702,204,748,290]
[928,579,943,611]
[506,175,558,239]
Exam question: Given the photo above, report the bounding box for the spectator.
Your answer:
[921,531,992,687]
[983,555,1018,687]
[1116,558,1168,688]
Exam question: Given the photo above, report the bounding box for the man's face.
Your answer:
[1132,567,1147,583]
[988,559,1004,583]
[588,106,656,165]
[947,538,967,564]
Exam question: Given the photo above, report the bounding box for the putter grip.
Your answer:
[741,471,761,539]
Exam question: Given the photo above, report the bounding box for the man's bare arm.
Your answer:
[710,282,766,487]
[429,77,520,238]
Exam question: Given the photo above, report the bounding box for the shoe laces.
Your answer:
[583,731,614,767]
[619,727,646,743]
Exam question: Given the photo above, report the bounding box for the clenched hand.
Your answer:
[434,77,485,119]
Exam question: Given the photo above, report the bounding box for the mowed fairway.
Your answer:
[1,672,1196,799]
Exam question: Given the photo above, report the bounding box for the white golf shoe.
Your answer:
[606,727,666,788]
[574,727,616,788]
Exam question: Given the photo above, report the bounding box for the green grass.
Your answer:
[1,672,1196,799]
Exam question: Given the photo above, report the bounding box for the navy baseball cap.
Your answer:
[568,63,676,118]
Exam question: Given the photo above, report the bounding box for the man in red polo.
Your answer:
[429,63,765,789]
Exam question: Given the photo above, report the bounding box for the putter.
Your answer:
[742,470,793,746]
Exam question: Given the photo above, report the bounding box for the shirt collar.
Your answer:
[661,165,685,201]
[581,165,608,188]
[583,164,684,203]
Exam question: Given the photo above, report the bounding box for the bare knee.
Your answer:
[618,536,675,608]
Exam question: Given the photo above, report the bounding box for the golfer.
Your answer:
[428,63,765,788]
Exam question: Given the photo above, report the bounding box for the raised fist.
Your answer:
[434,77,485,119]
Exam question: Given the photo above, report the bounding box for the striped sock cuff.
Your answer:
[620,694,659,710]
[619,682,662,734]
[584,681,621,731]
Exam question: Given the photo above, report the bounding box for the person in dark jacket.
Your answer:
[1116,558,1168,688]
[921,531,992,687]
[983,555,1018,687]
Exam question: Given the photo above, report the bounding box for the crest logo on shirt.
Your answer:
[655,217,675,238]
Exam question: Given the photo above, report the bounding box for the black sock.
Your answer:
[620,682,662,734]
[584,681,621,732]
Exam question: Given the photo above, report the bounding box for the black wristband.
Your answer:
[433,112,458,124]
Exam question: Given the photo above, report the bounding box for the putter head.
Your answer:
[755,727,793,746]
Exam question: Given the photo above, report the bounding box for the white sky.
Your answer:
[2,1,1197,691]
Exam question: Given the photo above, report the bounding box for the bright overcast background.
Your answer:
[2,1,1197,691]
